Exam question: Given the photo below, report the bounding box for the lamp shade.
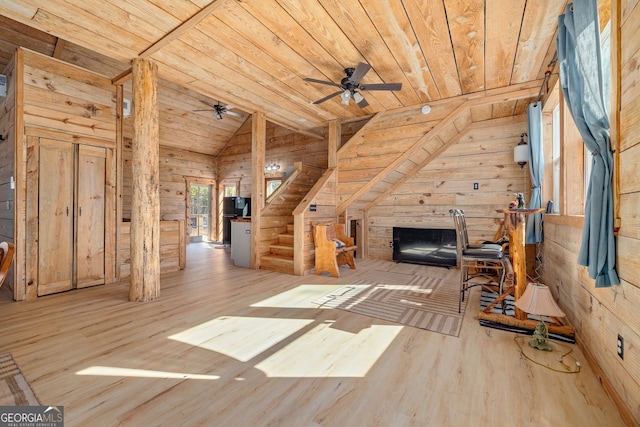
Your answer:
[514,144,529,164]
[515,283,565,317]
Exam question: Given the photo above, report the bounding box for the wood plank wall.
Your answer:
[0,55,16,295]
[119,220,185,279]
[367,116,528,260]
[121,140,216,221]
[541,1,640,423]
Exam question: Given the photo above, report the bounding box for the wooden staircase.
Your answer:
[260,223,295,273]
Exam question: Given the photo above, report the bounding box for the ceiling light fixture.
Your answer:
[352,91,364,104]
[421,105,431,114]
[341,89,351,105]
[264,163,281,173]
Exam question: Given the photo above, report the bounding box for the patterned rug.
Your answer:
[313,270,466,337]
[0,353,40,406]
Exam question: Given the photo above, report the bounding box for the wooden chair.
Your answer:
[0,242,15,289]
[312,223,356,278]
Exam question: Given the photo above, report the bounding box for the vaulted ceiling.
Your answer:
[1,0,565,157]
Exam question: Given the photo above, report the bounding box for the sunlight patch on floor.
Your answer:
[255,322,403,377]
[76,366,220,380]
[168,316,314,362]
[250,284,345,309]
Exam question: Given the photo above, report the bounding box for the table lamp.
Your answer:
[514,283,566,351]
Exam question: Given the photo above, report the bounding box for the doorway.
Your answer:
[190,184,210,242]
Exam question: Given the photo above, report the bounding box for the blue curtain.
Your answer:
[557,0,619,287]
[526,101,543,244]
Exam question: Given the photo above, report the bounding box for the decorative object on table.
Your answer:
[509,193,525,209]
[514,283,566,351]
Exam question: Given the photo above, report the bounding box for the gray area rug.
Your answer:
[313,270,466,337]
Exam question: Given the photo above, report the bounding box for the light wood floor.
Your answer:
[0,243,626,426]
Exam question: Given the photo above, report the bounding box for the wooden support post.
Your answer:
[512,211,527,320]
[130,58,160,302]
[328,119,340,169]
[251,112,266,269]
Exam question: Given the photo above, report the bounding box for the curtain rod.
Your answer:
[537,51,559,102]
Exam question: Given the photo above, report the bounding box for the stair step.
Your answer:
[261,254,294,274]
[286,223,294,233]
[279,234,294,245]
[270,244,293,257]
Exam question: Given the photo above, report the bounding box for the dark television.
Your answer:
[392,227,457,267]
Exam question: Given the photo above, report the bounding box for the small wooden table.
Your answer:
[477,208,574,337]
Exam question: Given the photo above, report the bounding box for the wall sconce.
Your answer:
[264,163,280,173]
[514,133,529,168]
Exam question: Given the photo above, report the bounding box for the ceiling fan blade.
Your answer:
[348,62,371,85]
[359,83,402,91]
[199,100,219,109]
[304,77,343,88]
[311,90,343,105]
[193,109,215,112]
[226,110,244,118]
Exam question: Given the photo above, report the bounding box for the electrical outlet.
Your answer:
[617,334,624,360]
[389,241,393,248]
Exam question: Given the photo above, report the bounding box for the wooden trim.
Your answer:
[14,48,26,301]
[543,214,584,229]
[575,335,636,427]
[610,0,621,232]
[24,136,38,301]
[139,0,226,59]
[111,69,132,86]
[115,85,123,281]
[104,146,116,284]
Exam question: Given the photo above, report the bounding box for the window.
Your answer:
[266,179,281,198]
[224,185,237,197]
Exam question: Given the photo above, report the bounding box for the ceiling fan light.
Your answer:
[341,89,351,105]
[353,91,364,104]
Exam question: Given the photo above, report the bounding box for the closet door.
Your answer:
[76,145,106,288]
[38,139,74,296]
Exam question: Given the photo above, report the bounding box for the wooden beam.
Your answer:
[112,68,132,86]
[251,112,266,269]
[130,58,160,302]
[139,0,226,59]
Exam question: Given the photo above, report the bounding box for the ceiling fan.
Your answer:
[194,100,244,120]
[304,62,402,108]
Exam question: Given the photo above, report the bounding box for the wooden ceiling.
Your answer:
[1,0,565,153]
